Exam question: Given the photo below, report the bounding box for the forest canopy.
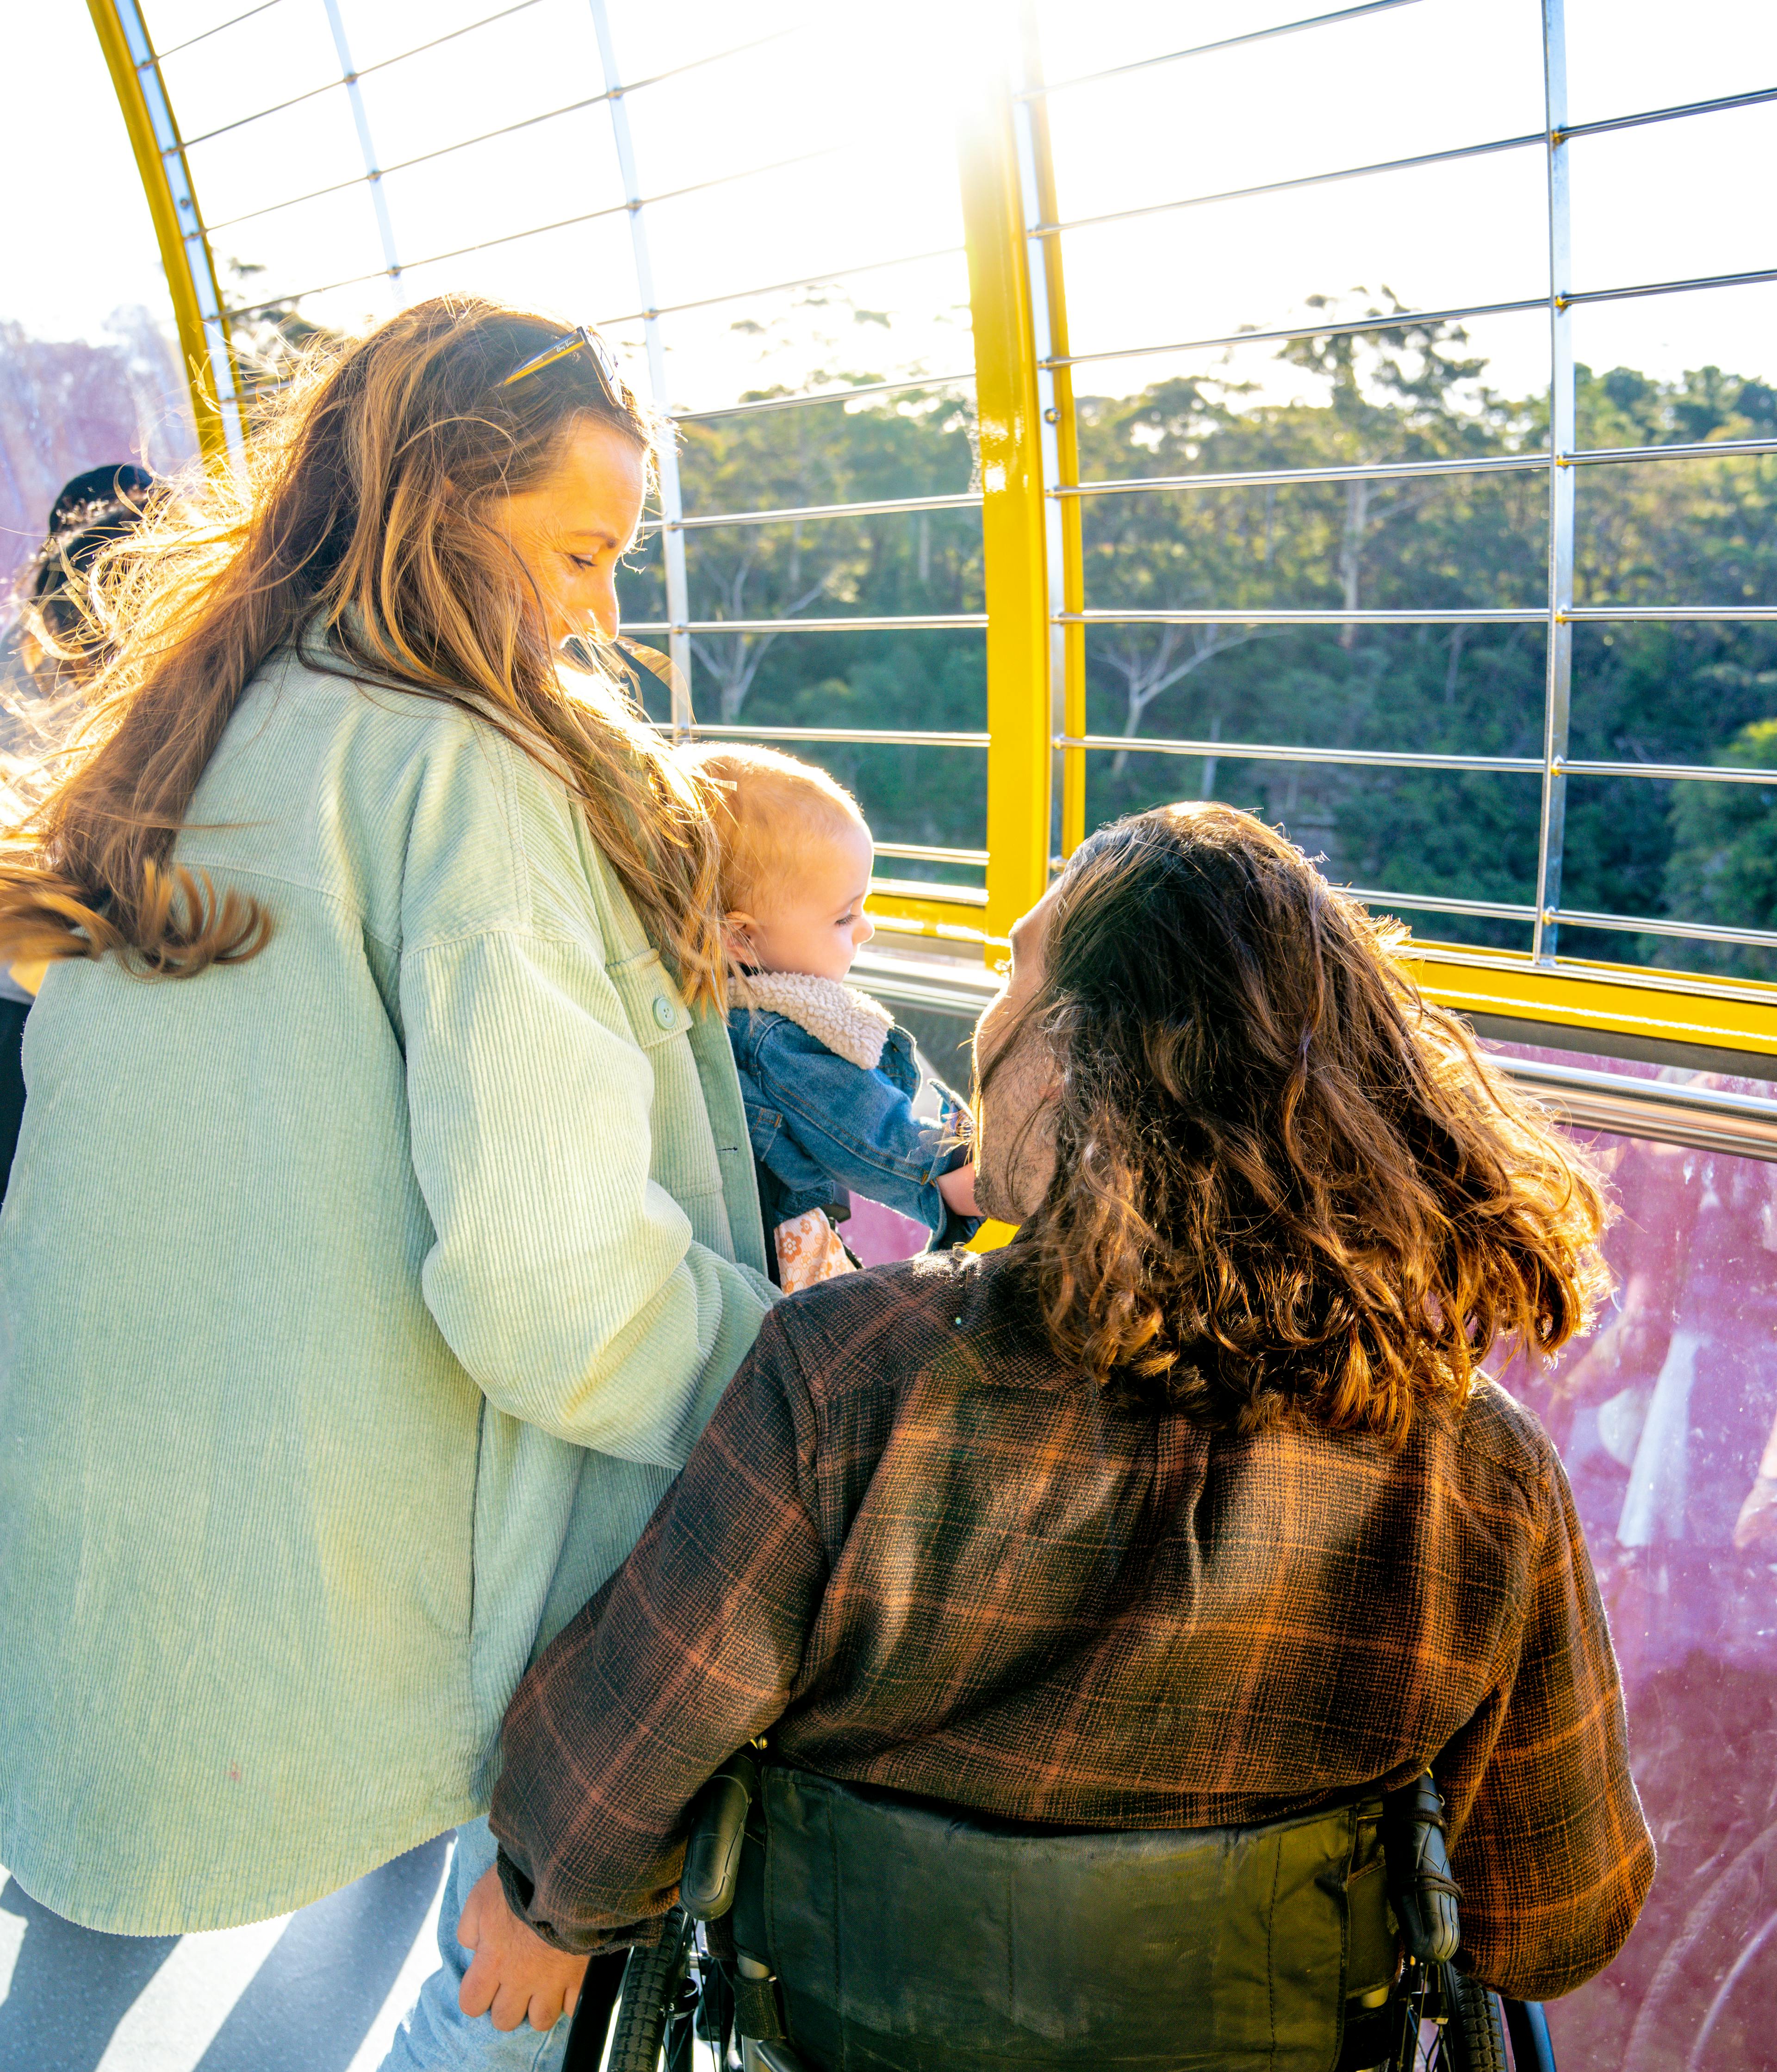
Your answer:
[621,305,1777,978]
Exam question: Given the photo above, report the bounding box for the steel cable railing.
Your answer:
[1024,0,1420,99]
[1033,85,1777,240]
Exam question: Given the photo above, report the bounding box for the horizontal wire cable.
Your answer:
[1046,294,1548,372]
[1058,453,1547,498]
[1037,131,1542,239]
[1049,260,1777,374]
[1561,757,1777,785]
[1054,732,1541,773]
[154,0,283,60]
[1025,0,1419,98]
[627,614,987,633]
[1562,263,1777,310]
[1035,83,1777,243]
[1562,435,1777,466]
[1060,606,1545,625]
[181,15,795,169]
[1061,604,1777,629]
[1559,83,1777,143]
[673,371,976,422]
[247,243,974,335]
[180,0,550,149]
[1553,907,1777,950]
[644,490,981,533]
[874,841,991,865]
[225,206,631,316]
[206,101,833,236]
[592,242,968,329]
[1563,604,1777,621]
[870,875,988,906]
[1055,736,1777,790]
[223,145,859,318]
[681,723,989,747]
[1344,885,1538,921]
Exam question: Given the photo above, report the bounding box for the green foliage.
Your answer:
[1661,707,1777,977]
[615,319,1777,966]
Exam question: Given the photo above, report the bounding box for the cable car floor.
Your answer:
[0,1836,450,2072]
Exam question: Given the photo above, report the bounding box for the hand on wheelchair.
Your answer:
[456,1864,590,2032]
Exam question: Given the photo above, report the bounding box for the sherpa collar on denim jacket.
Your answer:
[730,969,895,1070]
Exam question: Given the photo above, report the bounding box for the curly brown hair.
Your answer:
[1005,802,1610,1445]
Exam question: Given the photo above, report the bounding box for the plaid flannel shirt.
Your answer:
[491,1246,1653,2001]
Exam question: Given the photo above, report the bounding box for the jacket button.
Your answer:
[652,995,677,1030]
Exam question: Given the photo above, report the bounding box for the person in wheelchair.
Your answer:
[481,803,1654,2069]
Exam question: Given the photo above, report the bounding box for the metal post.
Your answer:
[1010,6,1085,864]
[958,57,1053,946]
[87,0,244,466]
[322,0,404,306]
[586,0,693,733]
[1533,0,1573,962]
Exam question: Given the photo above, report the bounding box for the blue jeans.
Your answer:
[380,1818,571,2072]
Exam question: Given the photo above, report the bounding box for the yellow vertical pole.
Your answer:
[88,0,243,467]
[958,72,1052,954]
[1016,10,1087,859]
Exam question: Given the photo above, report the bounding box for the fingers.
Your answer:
[452,1865,589,2035]
[457,1865,500,1952]
[458,1943,500,2020]
[488,1979,535,2033]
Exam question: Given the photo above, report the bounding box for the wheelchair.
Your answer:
[563,1756,1559,2072]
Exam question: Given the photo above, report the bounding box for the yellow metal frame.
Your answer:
[1407,945,1777,1064]
[1018,10,1087,860]
[88,0,239,466]
[957,70,1053,949]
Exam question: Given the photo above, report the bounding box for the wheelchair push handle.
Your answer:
[680,1748,761,1922]
[1381,1770,1462,1965]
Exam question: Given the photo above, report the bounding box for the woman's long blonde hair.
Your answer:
[0,296,726,1002]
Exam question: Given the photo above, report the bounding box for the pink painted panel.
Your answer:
[1490,1045,1777,2069]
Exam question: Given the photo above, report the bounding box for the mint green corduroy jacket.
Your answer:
[0,641,774,1933]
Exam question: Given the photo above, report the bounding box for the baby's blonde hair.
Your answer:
[677,742,867,917]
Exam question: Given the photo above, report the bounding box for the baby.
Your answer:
[682,742,978,1291]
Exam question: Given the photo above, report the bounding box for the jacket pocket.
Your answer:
[605,947,695,1049]
[745,1102,784,1162]
[605,949,724,1203]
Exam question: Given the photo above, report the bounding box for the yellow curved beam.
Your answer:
[958,73,1051,953]
[88,0,242,466]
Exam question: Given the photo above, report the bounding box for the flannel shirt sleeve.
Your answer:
[1438,1446,1655,2000]
[488,1306,829,1952]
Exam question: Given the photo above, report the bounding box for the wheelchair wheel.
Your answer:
[1436,1965,1508,2072]
[606,1912,697,2072]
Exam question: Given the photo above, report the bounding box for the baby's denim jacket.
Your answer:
[726,971,972,1245]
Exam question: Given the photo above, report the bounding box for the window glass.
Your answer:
[1056,153,1548,369]
[156,0,343,139]
[1569,285,1777,447]
[1568,104,1777,294]
[1041,0,1544,230]
[1488,1043,1777,2070]
[1565,0,1777,128]
[0,6,196,644]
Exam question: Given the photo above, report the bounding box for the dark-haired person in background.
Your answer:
[481,801,1654,2053]
[0,465,157,1187]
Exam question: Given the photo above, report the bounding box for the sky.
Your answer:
[1,0,1773,417]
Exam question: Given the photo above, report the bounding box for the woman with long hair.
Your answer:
[0,298,773,2067]
[486,804,1653,2066]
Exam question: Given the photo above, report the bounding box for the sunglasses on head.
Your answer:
[498,326,628,414]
